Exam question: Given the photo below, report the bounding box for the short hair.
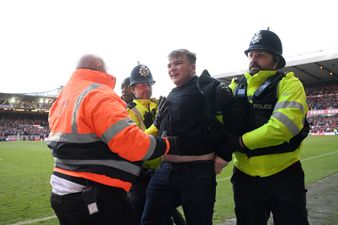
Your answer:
[121,77,131,89]
[168,49,196,65]
[77,54,107,72]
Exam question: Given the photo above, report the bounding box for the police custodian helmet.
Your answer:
[244,30,286,69]
[129,64,155,86]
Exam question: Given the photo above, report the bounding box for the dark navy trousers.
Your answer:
[141,160,216,225]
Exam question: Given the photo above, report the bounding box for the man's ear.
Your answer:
[131,86,136,95]
[192,64,196,74]
[97,63,106,72]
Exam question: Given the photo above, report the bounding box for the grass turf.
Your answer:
[0,135,337,225]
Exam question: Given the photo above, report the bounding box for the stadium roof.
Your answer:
[215,48,338,85]
[0,92,55,112]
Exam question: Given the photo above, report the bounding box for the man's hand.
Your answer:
[214,155,229,174]
[162,131,181,155]
[153,96,168,128]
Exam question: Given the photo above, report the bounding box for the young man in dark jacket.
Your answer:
[141,49,245,225]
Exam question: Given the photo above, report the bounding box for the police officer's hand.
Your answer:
[153,96,168,128]
[215,83,235,112]
[223,131,251,155]
[143,111,153,128]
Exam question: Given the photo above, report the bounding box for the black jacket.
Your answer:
[197,70,248,160]
[159,76,215,156]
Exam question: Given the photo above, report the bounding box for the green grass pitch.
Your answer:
[0,135,337,225]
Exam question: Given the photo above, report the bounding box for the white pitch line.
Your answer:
[301,149,338,162]
[7,215,56,225]
[216,149,338,183]
[8,150,338,225]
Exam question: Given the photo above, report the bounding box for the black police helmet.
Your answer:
[244,30,286,69]
[129,64,155,86]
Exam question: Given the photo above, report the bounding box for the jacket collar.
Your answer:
[244,70,277,85]
[71,69,116,89]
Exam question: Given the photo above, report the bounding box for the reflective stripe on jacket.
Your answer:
[48,69,169,191]
[128,99,161,169]
[230,70,308,177]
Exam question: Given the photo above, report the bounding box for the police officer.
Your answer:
[127,64,161,220]
[127,64,186,225]
[121,77,135,104]
[226,30,310,225]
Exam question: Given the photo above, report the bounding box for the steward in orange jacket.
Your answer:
[48,54,170,225]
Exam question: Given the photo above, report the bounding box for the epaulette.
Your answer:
[127,101,136,109]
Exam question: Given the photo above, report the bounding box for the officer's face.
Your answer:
[121,86,134,103]
[248,50,278,74]
[167,55,196,87]
[132,83,152,99]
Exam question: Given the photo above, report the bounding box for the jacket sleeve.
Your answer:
[242,72,308,150]
[85,88,169,161]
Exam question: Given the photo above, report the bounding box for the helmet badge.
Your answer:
[139,65,150,77]
[251,31,263,44]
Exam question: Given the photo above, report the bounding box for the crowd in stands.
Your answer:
[0,114,49,141]
[308,115,338,133]
[305,81,338,134]
[1,81,338,140]
[305,81,338,110]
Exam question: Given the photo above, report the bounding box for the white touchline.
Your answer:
[8,215,56,225]
[215,150,338,183]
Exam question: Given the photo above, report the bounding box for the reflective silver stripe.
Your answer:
[102,118,157,161]
[55,158,141,176]
[274,101,304,113]
[72,83,101,132]
[130,107,146,130]
[143,135,157,160]
[272,111,300,136]
[102,118,135,143]
[48,132,100,143]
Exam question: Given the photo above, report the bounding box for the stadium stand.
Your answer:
[0,91,56,141]
[1,49,338,140]
[305,81,338,135]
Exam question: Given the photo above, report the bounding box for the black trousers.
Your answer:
[231,161,309,225]
[51,183,139,225]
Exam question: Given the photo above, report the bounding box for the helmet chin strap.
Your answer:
[273,56,279,69]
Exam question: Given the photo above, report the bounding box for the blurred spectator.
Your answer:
[305,82,338,110]
[307,114,338,133]
[0,117,49,141]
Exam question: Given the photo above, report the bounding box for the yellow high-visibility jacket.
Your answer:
[128,98,161,169]
[230,70,308,177]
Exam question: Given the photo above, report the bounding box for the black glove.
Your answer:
[215,83,235,112]
[222,131,252,156]
[153,96,168,128]
[144,110,155,128]
[215,83,248,136]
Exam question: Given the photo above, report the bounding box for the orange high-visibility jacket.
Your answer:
[48,69,169,191]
